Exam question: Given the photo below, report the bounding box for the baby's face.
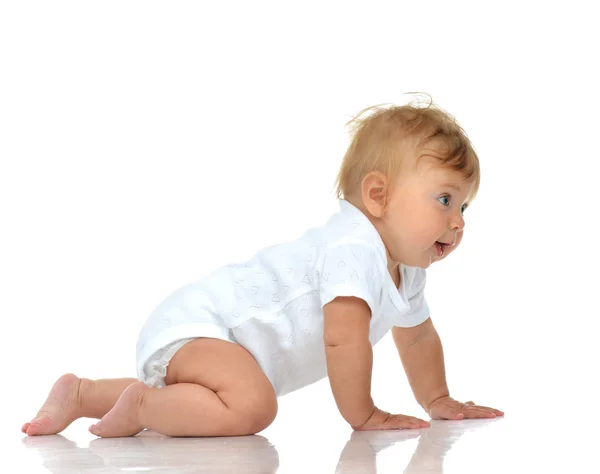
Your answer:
[381,157,475,269]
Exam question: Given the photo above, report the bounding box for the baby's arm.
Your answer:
[393,318,504,421]
[324,296,430,430]
[392,318,449,411]
[323,296,375,428]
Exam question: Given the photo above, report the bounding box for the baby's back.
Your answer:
[137,200,393,396]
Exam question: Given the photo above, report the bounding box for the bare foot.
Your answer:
[89,381,148,438]
[22,373,82,436]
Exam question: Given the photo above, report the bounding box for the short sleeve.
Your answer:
[394,267,430,327]
[318,242,384,316]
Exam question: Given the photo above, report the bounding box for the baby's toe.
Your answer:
[26,418,51,436]
[89,423,102,437]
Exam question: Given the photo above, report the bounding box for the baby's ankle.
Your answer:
[77,377,95,418]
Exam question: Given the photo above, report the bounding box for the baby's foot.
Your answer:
[22,373,82,436]
[89,382,148,438]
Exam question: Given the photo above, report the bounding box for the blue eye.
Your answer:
[439,196,468,215]
[438,196,450,206]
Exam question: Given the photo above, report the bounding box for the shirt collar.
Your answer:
[338,199,410,310]
[338,199,388,262]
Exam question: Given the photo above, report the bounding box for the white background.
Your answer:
[1,1,599,472]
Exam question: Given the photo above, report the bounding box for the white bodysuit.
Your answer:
[136,199,430,396]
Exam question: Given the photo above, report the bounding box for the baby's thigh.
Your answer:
[164,338,277,419]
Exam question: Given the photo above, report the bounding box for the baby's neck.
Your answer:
[388,263,402,289]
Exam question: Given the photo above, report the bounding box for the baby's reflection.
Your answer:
[335,418,501,473]
[23,418,500,474]
[22,430,280,473]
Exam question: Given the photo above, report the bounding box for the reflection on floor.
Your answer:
[13,414,597,473]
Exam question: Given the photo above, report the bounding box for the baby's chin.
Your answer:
[402,255,435,269]
[396,247,447,268]
[422,252,447,268]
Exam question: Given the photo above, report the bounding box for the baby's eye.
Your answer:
[439,196,468,215]
[438,196,451,206]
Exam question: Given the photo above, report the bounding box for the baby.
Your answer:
[23,96,503,438]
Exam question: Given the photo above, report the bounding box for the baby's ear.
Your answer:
[361,171,389,218]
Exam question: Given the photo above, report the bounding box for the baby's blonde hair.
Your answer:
[334,94,480,203]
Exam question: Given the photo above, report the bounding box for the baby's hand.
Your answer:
[427,396,504,420]
[353,407,430,431]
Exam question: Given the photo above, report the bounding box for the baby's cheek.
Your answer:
[455,232,464,247]
[445,233,463,257]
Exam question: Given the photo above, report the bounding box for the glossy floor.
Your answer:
[8,410,597,473]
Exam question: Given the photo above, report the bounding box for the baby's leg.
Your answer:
[22,374,137,436]
[89,338,278,438]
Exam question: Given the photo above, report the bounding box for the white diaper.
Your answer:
[140,338,195,388]
[136,288,239,390]
[139,323,238,388]
[135,278,241,388]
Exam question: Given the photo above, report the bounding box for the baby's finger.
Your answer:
[461,406,497,419]
[409,416,431,427]
[386,415,430,429]
[431,404,464,420]
[464,404,504,416]
[476,406,504,416]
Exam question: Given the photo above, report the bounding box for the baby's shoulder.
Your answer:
[320,236,384,265]
[317,238,388,292]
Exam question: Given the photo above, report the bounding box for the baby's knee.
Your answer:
[253,396,278,432]
[233,391,278,435]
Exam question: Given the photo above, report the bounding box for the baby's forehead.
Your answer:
[399,134,478,198]
[415,161,474,191]
[431,165,466,182]
[414,156,459,178]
